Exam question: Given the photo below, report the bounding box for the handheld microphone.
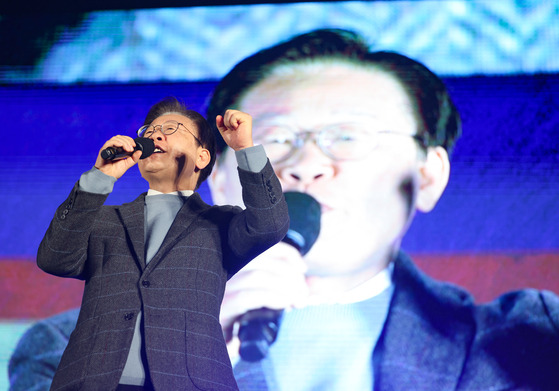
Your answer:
[237,191,321,362]
[101,137,155,160]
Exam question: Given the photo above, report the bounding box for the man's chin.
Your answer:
[140,157,165,169]
[139,162,167,180]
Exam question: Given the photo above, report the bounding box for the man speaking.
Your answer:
[36,97,289,391]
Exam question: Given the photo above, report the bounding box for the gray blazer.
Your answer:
[37,162,289,391]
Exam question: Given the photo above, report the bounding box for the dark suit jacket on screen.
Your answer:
[234,252,559,391]
[36,162,289,391]
[9,308,80,391]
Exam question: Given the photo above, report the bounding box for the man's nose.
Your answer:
[278,145,334,187]
[149,128,166,140]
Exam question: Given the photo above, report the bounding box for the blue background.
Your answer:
[2,74,558,258]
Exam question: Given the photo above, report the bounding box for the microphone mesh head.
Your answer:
[283,191,321,255]
[134,137,155,159]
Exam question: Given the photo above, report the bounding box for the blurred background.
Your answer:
[1,0,558,388]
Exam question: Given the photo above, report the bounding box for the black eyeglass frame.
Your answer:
[254,126,430,164]
[137,121,202,146]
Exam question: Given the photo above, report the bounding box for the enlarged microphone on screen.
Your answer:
[101,137,155,160]
[237,191,321,362]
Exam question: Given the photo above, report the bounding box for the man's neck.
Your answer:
[147,179,196,194]
[147,189,194,197]
[304,245,398,303]
[306,265,385,297]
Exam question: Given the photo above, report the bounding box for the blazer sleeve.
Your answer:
[225,160,289,276]
[36,183,109,279]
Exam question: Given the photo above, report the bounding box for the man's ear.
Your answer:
[416,146,450,212]
[195,148,211,171]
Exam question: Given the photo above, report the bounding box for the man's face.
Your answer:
[138,113,204,191]
[211,63,427,277]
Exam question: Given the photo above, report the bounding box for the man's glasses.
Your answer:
[253,123,427,164]
[138,120,202,145]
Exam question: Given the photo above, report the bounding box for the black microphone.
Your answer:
[237,191,321,362]
[101,137,155,160]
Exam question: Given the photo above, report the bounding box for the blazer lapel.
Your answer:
[374,252,475,390]
[118,193,147,269]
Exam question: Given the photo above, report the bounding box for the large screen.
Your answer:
[1,1,558,389]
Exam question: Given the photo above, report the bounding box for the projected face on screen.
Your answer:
[207,31,460,387]
[211,61,435,278]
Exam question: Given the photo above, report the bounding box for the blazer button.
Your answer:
[124,312,134,321]
[142,280,150,287]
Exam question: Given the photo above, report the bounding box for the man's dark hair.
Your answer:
[144,97,216,189]
[206,28,461,155]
